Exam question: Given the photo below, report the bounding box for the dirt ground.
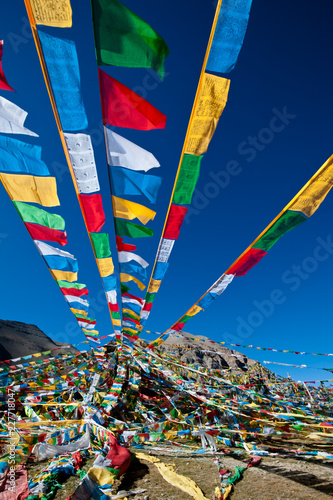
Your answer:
[27,448,333,500]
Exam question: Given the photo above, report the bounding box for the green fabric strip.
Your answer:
[57,280,86,289]
[91,0,169,78]
[90,232,111,259]
[13,201,65,230]
[115,218,153,238]
[111,311,121,319]
[145,292,156,303]
[121,283,131,293]
[173,155,203,205]
[253,210,307,252]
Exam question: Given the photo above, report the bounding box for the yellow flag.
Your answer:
[0,173,60,207]
[289,154,333,217]
[147,278,162,294]
[185,73,230,156]
[187,305,203,316]
[50,269,77,282]
[29,0,72,27]
[97,257,114,277]
[82,329,99,335]
[120,273,146,290]
[123,308,140,320]
[123,326,138,334]
[112,319,122,327]
[70,308,88,317]
[112,196,156,225]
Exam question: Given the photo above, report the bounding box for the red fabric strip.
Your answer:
[108,303,120,312]
[0,41,14,91]
[60,287,89,297]
[99,69,166,131]
[228,248,267,277]
[25,223,68,246]
[79,193,105,233]
[143,302,153,311]
[164,204,188,239]
[122,292,144,305]
[116,235,136,252]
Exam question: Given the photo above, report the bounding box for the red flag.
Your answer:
[0,41,14,91]
[122,292,144,305]
[228,248,267,277]
[60,287,89,297]
[25,223,68,246]
[164,204,188,239]
[80,193,105,233]
[99,69,166,131]
[143,302,153,311]
[108,303,120,312]
[116,235,136,252]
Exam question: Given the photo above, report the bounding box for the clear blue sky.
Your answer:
[1,0,333,383]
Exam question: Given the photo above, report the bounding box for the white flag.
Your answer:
[0,97,38,136]
[105,127,160,172]
[118,251,149,268]
[34,240,74,259]
[64,133,100,193]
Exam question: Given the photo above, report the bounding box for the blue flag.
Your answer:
[109,165,162,203]
[43,254,79,273]
[119,262,147,280]
[0,136,49,175]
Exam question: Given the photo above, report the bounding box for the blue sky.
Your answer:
[1,0,333,383]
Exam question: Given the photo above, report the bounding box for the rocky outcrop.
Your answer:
[0,319,79,361]
[158,331,256,371]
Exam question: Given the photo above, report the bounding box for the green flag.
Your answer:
[13,201,65,230]
[173,155,203,205]
[115,218,153,238]
[253,210,307,252]
[57,280,87,289]
[144,292,156,303]
[91,0,169,79]
[90,232,111,259]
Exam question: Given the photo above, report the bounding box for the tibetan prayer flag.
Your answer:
[91,0,169,78]
[228,248,267,277]
[43,254,79,273]
[112,196,156,225]
[122,301,142,314]
[103,275,117,291]
[207,0,253,74]
[99,70,166,131]
[187,305,203,316]
[0,173,59,206]
[34,240,73,258]
[90,233,111,259]
[38,30,88,131]
[209,273,234,295]
[163,204,187,239]
[63,294,89,306]
[156,238,175,262]
[0,136,49,175]
[13,202,65,229]
[119,262,147,280]
[61,286,88,297]
[71,308,88,317]
[118,251,148,268]
[144,292,156,304]
[115,219,154,238]
[289,154,333,217]
[30,0,72,27]
[106,290,117,304]
[64,133,100,194]
[105,128,160,172]
[173,155,203,205]
[185,73,230,156]
[0,97,38,136]
[97,257,114,277]
[122,292,144,305]
[152,261,168,280]
[253,210,307,252]
[109,165,162,203]
[50,269,77,282]
[120,273,146,290]
[79,193,105,233]
[147,278,161,294]
[57,280,86,289]
[24,223,68,246]
[123,309,140,320]
[116,235,136,252]
[0,41,14,91]
[142,302,153,312]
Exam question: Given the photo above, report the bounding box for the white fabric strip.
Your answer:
[118,251,149,268]
[105,127,160,172]
[64,133,100,193]
[0,96,38,136]
[34,240,74,259]
[156,238,175,263]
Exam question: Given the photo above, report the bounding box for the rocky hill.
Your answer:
[157,331,256,371]
[0,319,79,361]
